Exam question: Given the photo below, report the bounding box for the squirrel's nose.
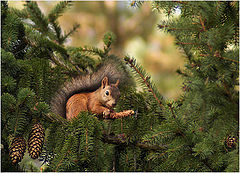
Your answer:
[112,103,116,107]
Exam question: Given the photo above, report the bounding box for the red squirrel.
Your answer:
[66,77,120,120]
[50,62,131,120]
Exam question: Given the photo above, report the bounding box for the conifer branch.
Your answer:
[25,1,49,34]
[48,1,72,22]
[62,23,80,43]
[124,56,163,107]
[176,42,198,45]
[49,52,77,74]
[13,109,20,137]
[199,54,239,63]
[85,128,88,151]
[45,112,166,151]
[158,25,169,29]
[176,69,189,77]
[45,112,68,126]
[173,1,188,4]
[199,16,206,32]
[199,15,213,52]
[102,133,167,151]
[142,130,173,144]
[158,25,198,31]
[49,21,62,44]
[222,82,234,103]
[158,25,179,31]
[9,8,29,19]
[75,46,105,59]
[55,149,71,172]
[130,1,145,8]
[167,103,176,119]
[167,103,185,138]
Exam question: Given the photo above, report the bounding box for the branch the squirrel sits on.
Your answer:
[50,61,134,120]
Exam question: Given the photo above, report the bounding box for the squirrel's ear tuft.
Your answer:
[101,77,109,89]
[115,79,119,87]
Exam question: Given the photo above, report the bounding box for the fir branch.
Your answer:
[44,112,166,151]
[103,32,116,56]
[48,1,72,22]
[24,24,68,59]
[61,23,80,43]
[49,20,62,44]
[124,56,163,107]
[199,15,213,52]
[167,103,185,138]
[72,46,105,59]
[130,1,145,8]
[85,128,88,151]
[24,29,75,73]
[142,130,173,143]
[55,149,71,172]
[167,103,176,119]
[13,111,29,136]
[69,60,83,74]
[199,54,239,63]
[199,15,206,32]
[49,52,74,72]
[102,133,167,151]
[176,42,198,45]
[25,1,49,34]
[46,41,69,59]
[158,24,198,31]
[176,69,189,77]
[158,24,169,29]
[172,1,188,4]
[45,112,68,126]
[9,8,29,19]
[47,1,73,44]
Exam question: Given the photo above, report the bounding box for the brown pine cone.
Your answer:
[226,136,237,148]
[28,123,45,159]
[9,137,26,164]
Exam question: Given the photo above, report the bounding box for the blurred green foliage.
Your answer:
[9,1,185,99]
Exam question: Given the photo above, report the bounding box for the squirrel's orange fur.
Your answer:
[66,77,120,120]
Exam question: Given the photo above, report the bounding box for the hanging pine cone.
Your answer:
[226,135,238,149]
[28,123,45,159]
[9,137,26,164]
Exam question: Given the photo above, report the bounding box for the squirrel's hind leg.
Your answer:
[66,94,88,120]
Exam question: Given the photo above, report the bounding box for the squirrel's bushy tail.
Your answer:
[50,59,131,118]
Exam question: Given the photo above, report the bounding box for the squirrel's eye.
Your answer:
[105,90,109,96]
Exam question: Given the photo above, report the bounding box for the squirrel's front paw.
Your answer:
[103,109,110,118]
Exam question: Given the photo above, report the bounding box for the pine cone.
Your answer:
[9,137,26,164]
[28,123,45,159]
[226,135,237,149]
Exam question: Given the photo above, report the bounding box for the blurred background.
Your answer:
[9,1,185,100]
